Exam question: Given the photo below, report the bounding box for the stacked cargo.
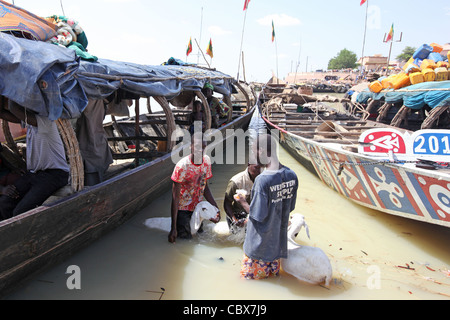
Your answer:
[369,43,449,93]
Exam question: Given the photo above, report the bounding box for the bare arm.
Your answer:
[223,197,238,224]
[236,196,250,215]
[168,182,181,243]
[203,183,220,223]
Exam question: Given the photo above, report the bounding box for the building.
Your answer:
[358,54,388,71]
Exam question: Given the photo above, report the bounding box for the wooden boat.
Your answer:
[0,30,256,297]
[260,82,450,230]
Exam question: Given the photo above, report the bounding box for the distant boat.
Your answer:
[259,81,450,229]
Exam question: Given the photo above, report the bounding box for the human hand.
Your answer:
[0,185,19,199]
[234,194,248,206]
[168,228,177,244]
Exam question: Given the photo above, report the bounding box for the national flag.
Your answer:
[243,0,251,11]
[271,20,275,42]
[360,0,367,6]
[386,24,394,42]
[206,38,213,58]
[186,37,193,56]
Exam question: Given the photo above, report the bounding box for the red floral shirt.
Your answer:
[171,155,212,211]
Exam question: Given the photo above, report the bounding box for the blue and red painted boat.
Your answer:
[260,82,450,228]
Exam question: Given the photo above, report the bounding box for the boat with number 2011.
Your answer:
[260,82,450,230]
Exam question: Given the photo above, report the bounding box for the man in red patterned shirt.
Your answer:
[168,134,220,243]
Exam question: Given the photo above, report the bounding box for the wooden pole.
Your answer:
[194,38,210,68]
[237,8,248,81]
[134,99,140,167]
[360,0,369,75]
[241,51,247,83]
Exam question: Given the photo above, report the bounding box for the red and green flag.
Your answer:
[243,0,251,11]
[271,20,275,42]
[206,38,213,58]
[386,24,394,42]
[186,37,193,56]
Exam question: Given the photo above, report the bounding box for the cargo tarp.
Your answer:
[0,32,87,120]
[356,80,450,110]
[0,0,56,41]
[77,58,235,100]
[0,33,235,120]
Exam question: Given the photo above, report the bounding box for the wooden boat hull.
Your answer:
[262,115,450,229]
[0,108,254,297]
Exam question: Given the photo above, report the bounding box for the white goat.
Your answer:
[144,201,219,235]
[281,213,333,287]
[201,220,246,245]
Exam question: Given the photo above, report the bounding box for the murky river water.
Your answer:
[6,111,450,300]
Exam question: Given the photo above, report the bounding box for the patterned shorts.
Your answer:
[240,254,281,280]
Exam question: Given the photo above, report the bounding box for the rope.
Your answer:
[75,72,234,83]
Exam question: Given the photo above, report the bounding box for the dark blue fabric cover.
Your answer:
[0,33,234,120]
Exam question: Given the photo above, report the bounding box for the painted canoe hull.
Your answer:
[262,115,450,229]
[0,108,254,297]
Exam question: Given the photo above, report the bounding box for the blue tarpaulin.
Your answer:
[356,80,450,110]
[0,32,86,120]
[77,58,234,100]
[0,32,235,120]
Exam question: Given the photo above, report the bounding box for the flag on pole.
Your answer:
[272,20,275,42]
[360,0,367,5]
[186,37,193,56]
[206,38,213,58]
[243,0,251,11]
[386,24,394,42]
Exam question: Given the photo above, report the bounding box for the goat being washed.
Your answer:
[144,201,219,236]
[281,214,333,287]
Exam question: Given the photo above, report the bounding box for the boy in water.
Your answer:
[169,134,220,243]
[237,133,298,280]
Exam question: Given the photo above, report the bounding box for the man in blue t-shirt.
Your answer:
[236,133,298,280]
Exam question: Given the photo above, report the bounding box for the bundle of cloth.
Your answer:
[46,15,98,62]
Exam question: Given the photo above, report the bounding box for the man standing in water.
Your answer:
[223,163,261,229]
[169,134,220,243]
[237,133,298,280]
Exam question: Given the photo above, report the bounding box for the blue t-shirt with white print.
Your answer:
[243,165,298,261]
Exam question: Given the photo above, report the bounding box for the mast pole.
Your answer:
[360,0,369,75]
[237,8,248,81]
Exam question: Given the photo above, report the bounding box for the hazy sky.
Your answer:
[6,0,450,82]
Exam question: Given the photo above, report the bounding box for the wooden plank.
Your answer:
[107,136,167,142]
[290,131,364,136]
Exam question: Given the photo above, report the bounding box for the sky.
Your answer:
[5,0,450,83]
